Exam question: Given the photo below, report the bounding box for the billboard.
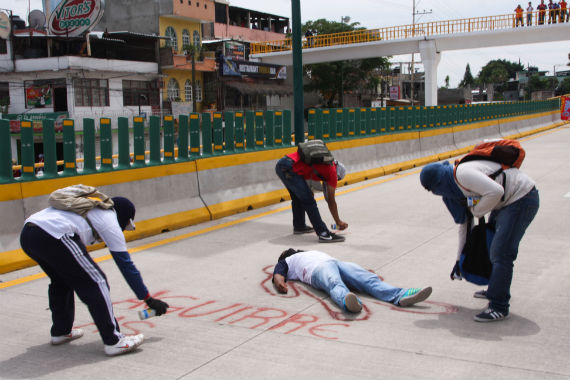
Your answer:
[47,0,104,37]
[220,55,287,79]
[562,96,570,121]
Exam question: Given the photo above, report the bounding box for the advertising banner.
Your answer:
[48,0,104,37]
[220,55,287,79]
[224,41,245,61]
[389,86,400,100]
[561,96,570,121]
[25,82,53,108]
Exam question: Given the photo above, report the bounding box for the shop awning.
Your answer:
[225,81,293,96]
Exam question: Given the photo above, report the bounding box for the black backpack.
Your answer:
[297,139,334,165]
[459,217,494,285]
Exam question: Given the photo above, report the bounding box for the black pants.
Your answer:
[20,224,122,345]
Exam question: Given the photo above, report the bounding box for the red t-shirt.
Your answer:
[287,151,338,188]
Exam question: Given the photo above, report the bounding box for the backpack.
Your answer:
[297,139,334,165]
[49,184,114,241]
[454,139,525,196]
[459,217,495,285]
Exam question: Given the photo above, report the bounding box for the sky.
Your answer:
[3,0,570,87]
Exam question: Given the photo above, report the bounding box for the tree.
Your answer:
[458,64,474,88]
[302,19,391,107]
[557,77,570,95]
[183,43,202,112]
[444,75,450,89]
[478,59,524,86]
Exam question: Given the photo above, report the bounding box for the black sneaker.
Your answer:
[293,225,314,234]
[473,290,488,299]
[318,232,345,243]
[474,307,510,322]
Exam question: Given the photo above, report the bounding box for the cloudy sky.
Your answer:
[5,0,570,87]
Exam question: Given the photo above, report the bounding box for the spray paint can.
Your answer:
[331,223,337,230]
[138,308,157,320]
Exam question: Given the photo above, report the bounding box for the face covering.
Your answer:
[420,161,467,224]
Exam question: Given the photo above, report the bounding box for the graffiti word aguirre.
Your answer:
[76,290,349,341]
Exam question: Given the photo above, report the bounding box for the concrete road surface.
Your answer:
[0,125,568,380]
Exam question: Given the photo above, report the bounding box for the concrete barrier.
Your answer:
[1,113,565,274]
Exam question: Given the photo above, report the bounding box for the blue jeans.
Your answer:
[310,260,406,310]
[487,187,539,314]
[275,156,328,235]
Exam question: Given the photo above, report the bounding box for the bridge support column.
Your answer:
[419,40,441,106]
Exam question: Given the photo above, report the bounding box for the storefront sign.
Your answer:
[221,55,286,79]
[0,12,10,39]
[48,0,104,37]
[25,82,53,108]
[224,41,245,61]
[389,86,400,100]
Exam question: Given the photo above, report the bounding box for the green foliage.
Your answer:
[556,77,570,95]
[477,59,524,84]
[302,19,390,107]
[459,64,475,88]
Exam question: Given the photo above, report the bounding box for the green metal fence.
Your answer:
[1,99,560,183]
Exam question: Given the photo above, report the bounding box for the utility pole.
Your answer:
[411,1,431,105]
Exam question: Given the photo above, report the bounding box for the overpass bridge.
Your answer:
[250,12,570,106]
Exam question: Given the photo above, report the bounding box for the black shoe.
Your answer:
[473,289,488,299]
[318,232,345,243]
[474,307,510,322]
[293,225,314,234]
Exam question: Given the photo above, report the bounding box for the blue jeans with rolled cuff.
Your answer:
[275,156,329,236]
[486,187,539,314]
[310,260,406,310]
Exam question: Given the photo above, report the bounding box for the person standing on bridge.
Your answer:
[526,2,534,25]
[272,248,433,312]
[515,5,525,26]
[419,160,539,322]
[559,0,568,21]
[275,147,348,243]
[538,0,548,23]
[19,194,170,356]
[548,0,556,23]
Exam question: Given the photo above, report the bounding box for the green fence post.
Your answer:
[314,109,323,140]
[274,111,283,146]
[255,111,265,148]
[213,113,224,154]
[358,108,367,136]
[178,114,189,160]
[0,120,13,182]
[307,109,316,140]
[329,108,338,140]
[117,117,131,169]
[202,113,213,155]
[83,118,96,174]
[133,116,146,167]
[378,107,386,134]
[265,110,274,148]
[149,116,161,164]
[20,120,36,180]
[348,108,356,136]
[335,109,344,138]
[245,111,255,150]
[369,108,377,134]
[189,113,201,157]
[322,109,331,140]
[283,110,292,145]
[62,119,77,176]
[42,119,58,178]
[234,111,245,150]
[99,118,113,171]
[224,112,235,152]
[163,115,175,162]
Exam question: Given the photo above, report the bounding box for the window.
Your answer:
[0,39,7,55]
[167,78,180,101]
[192,30,200,47]
[165,26,177,51]
[195,80,202,102]
[184,80,193,102]
[182,29,190,48]
[122,80,159,106]
[74,79,109,107]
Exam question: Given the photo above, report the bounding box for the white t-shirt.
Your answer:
[455,160,535,218]
[285,250,335,285]
[25,207,128,252]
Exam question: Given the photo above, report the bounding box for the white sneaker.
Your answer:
[104,334,144,356]
[50,329,84,345]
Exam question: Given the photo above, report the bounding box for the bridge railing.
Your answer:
[0,99,560,183]
[251,11,561,54]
